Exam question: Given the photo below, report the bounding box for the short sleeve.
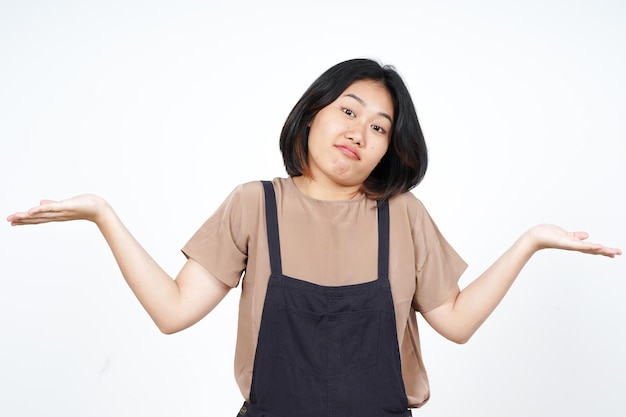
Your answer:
[181,185,250,288]
[411,202,467,312]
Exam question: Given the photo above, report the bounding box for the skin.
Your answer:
[6,80,622,341]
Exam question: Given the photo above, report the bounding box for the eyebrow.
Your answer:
[344,93,393,124]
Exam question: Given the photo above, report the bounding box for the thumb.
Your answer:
[571,231,589,241]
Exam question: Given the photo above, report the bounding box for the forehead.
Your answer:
[339,79,394,114]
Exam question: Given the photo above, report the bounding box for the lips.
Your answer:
[335,145,360,160]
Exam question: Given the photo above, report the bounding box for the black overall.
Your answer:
[237,181,412,417]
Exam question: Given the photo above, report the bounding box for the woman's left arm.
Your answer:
[421,224,622,344]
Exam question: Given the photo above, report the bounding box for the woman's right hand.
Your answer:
[7,194,109,226]
[7,193,231,333]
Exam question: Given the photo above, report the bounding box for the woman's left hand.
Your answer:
[527,224,622,258]
[424,224,621,343]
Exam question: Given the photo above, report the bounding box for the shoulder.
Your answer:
[236,177,289,192]
[388,191,429,222]
[226,177,290,208]
[236,180,264,199]
[388,191,444,243]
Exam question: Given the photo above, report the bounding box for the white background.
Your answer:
[1,1,624,416]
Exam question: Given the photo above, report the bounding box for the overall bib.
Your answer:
[238,181,412,417]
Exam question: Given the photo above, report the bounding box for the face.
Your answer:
[306,79,394,190]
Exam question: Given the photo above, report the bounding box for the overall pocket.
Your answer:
[278,305,380,378]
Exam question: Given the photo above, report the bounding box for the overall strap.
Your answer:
[261,181,282,275]
[377,199,390,281]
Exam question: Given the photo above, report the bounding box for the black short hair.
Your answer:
[279,58,428,200]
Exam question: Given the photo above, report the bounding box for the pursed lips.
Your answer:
[335,145,360,160]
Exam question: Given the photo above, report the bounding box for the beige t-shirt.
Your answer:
[182,177,467,408]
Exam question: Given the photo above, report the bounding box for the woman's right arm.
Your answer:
[7,194,231,334]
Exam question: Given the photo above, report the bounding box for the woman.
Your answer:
[7,58,621,416]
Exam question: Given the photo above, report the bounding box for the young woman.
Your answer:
[7,58,621,416]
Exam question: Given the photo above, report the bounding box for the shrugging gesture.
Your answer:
[8,200,620,257]
[7,194,231,335]
[422,223,621,344]
[6,59,623,414]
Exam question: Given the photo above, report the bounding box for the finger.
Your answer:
[600,246,622,257]
[8,206,65,222]
[8,214,38,225]
[29,201,63,215]
[581,244,622,257]
[10,217,61,226]
[8,210,72,225]
[10,217,41,225]
[575,242,603,252]
[7,211,33,221]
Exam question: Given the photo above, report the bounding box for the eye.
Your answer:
[372,125,386,134]
[342,108,355,117]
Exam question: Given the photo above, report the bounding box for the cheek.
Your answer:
[371,140,389,155]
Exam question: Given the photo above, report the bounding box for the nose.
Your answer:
[346,121,366,146]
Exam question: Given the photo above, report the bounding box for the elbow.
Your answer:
[446,328,477,345]
[155,319,186,335]
[158,325,179,335]
[450,334,471,345]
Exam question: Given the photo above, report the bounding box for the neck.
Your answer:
[292,176,363,201]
